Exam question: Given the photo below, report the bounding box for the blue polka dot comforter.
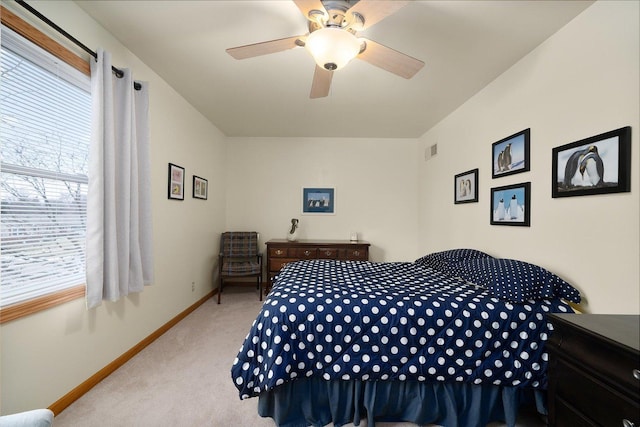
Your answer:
[231,259,575,399]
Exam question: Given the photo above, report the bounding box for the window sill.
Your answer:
[0,285,85,324]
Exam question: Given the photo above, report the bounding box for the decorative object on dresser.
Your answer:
[265,239,369,289]
[218,232,263,304]
[287,218,299,241]
[547,314,640,427]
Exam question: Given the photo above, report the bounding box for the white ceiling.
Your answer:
[75,0,594,138]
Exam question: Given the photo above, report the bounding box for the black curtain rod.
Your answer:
[15,0,141,90]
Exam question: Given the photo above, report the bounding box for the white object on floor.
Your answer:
[0,409,54,427]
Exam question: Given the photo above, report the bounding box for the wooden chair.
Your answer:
[218,231,262,304]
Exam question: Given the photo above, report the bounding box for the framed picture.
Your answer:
[302,187,335,215]
[490,182,530,226]
[492,129,530,178]
[193,175,208,200]
[552,126,631,198]
[168,163,184,200]
[454,168,479,204]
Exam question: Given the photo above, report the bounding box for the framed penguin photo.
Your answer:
[302,187,335,215]
[454,168,478,204]
[492,129,530,179]
[490,182,530,227]
[552,126,631,198]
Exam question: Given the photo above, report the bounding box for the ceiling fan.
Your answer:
[226,0,425,98]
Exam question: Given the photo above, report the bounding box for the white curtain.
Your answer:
[86,48,154,309]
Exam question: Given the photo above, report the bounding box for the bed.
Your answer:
[231,249,581,427]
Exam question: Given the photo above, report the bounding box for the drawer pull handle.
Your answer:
[623,420,635,427]
[634,369,640,380]
[304,250,311,256]
[353,250,360,256]
[276,250,283,255]
[325,251,331,256]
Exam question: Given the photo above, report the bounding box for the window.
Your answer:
[1,24,91,309]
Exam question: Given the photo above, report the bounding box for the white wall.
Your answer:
[417,1,639,314]
[225,137,419,262]
[0,1,227,414]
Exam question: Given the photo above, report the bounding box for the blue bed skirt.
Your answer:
[257,379,545,427]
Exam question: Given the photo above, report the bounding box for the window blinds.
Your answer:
[1,26,91,307]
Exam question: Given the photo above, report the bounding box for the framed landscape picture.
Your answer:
[454,168,478,204]
[490,182,530,226]
[492,129,530,179]
[552,126,631,198]
[302,187,335,215]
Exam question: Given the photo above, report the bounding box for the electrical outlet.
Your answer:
[191,282,195,292]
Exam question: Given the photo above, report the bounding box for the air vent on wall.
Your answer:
[425,143,438,161]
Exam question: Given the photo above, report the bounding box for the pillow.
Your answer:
[456,258,581,303]
[415,248,493,275]
[549,274,582,304]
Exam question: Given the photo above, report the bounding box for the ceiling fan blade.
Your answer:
[292,0,327,22]
[358,38,424,79]
[226,35,304,60]
[345,0,410,31]
[310,66,333,98]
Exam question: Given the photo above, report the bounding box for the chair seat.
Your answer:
[221,260,261,275]
[218,231,263,303]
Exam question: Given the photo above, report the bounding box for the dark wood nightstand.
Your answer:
[547,314,640,427]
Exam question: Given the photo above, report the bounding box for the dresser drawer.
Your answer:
[551,319,640,396]
[269,248,289,258]
[547,314,640,427]
[293,248,317,258]
[317,247,339,258]
[269,258,298,272]
[345,247,367,260]
[553,399,597,427]
[554,359,640,426]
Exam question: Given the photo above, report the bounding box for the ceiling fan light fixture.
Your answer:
[305,27,361,71]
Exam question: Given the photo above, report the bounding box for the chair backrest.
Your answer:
[220,232,259,258]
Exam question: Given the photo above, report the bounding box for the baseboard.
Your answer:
[48,290,216,416]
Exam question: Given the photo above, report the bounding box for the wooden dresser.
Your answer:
[265,239,370,288]
[547,314,640,427]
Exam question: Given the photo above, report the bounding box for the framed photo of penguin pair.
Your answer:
[491,182,531,226]
[551,126,631,198]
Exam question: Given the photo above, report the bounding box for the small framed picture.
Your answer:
[454,168,479,204]
[490,182,530,226]
[302,187,335,215]
[193,175,208,200]
[552,126,631,198]
[492,129,530,178]
[168,163,184,200]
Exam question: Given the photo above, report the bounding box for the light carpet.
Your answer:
[54,287,545,427]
